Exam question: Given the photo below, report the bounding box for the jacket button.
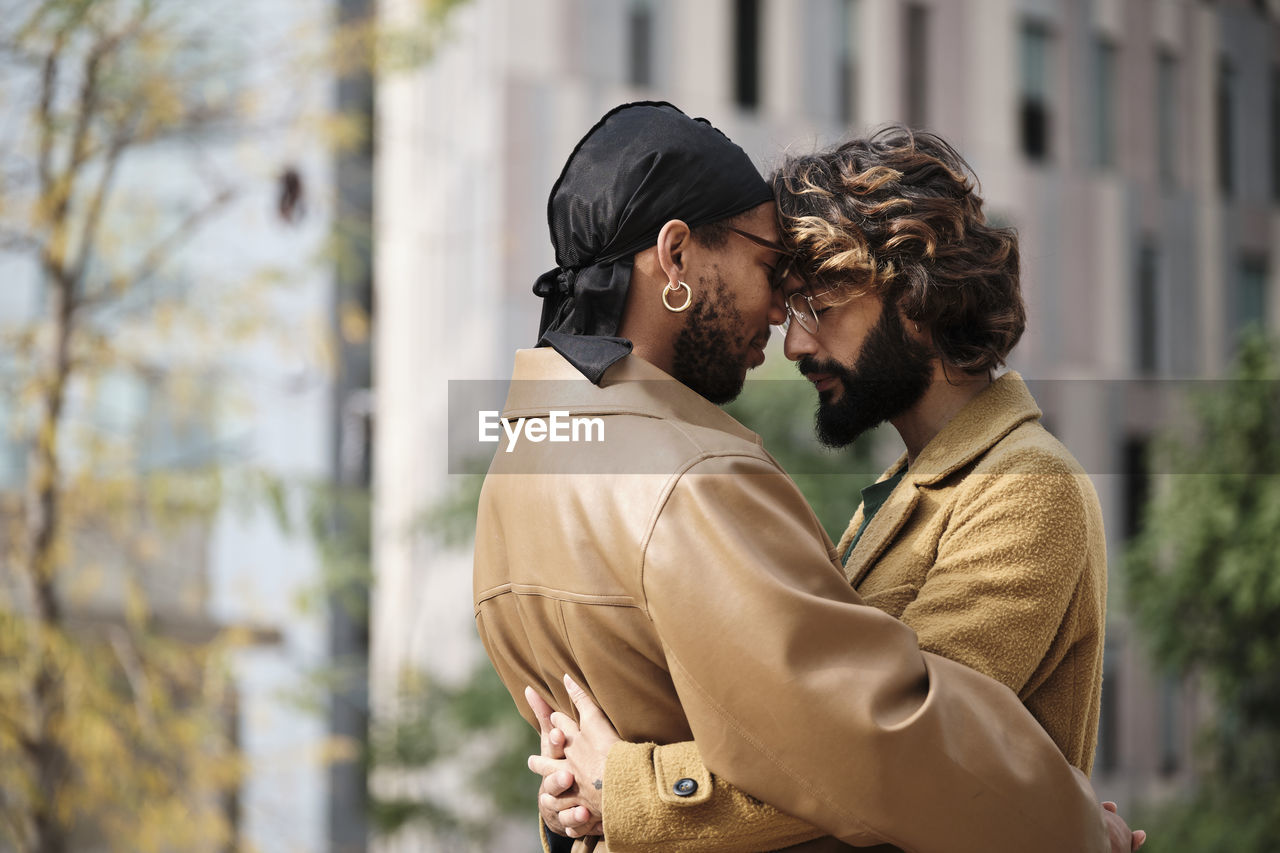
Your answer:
[673,777,698,797]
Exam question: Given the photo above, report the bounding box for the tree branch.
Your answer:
[80,186,236,310]
[64,5,149,181]
[34,32,62,198]
[108,625,156,736]
[58,42,104,209]
[67,123,128,290]
[34,6,151,297]
[53,12,150,291]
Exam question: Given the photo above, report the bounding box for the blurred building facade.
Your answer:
[374,0,1280,840]
[0,0,369,850]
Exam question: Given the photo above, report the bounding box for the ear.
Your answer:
[655,219,692,284]
[894,298,929,343]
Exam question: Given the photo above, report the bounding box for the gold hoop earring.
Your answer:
[662,280,692,313]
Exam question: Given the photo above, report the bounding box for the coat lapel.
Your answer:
[841,372,1043,587]
[843,462,918,588]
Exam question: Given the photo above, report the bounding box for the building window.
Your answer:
[1218,57,1234,195]
[837,0,860,125]
[733,0,761,110]
[903,3,929,128]
[1271,65,1280,203]
[627,0,654,88]
[1019,21,1052,162]
[1092,36,1118,170]
[1157,51,1178,188]
[1135,241,1159,374]
[1235,255,1268,337]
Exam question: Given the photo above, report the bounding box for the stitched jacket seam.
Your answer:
[635,449,777,618]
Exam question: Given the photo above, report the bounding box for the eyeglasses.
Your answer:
[724,225,797,291]
[781,288,837,335]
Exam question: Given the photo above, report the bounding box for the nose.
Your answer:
[783,319,819,362]
[767,289,788,327]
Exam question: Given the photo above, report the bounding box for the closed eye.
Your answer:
[763,262,787,290]
[810,297,836,316]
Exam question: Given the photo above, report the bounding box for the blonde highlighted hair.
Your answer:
[772,125,1025,374]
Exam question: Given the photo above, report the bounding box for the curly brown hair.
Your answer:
[772,125,1025,374]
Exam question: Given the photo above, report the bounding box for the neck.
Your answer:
[617,320,674,375]
[891,364,992,465]
[617,274,679,375]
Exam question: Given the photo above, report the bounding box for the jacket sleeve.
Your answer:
[634,453,1109,853]
[900,452,1091,697]
[602,740,824,852]
[600,456,1100,851]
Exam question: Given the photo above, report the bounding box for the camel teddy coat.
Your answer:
[598,371,1109,853]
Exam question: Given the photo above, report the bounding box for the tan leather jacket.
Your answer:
[473,349,1110,853]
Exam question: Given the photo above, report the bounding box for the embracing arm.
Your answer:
[602,740,824,852]
[524,632,823,851]
[534,686,1143,853]
[632,453,1111,852]
[593,458,1101,850]
[534,456,1133,851]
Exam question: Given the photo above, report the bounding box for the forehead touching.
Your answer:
[737,201,780,241]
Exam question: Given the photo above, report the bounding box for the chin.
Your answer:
[706,375,747,406]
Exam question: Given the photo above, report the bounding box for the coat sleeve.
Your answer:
[634,452,1109,853]
[602,740,824,852]
[602,457,1100,851]
[900,451,1091,697]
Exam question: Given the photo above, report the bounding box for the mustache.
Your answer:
[796,355,846,377]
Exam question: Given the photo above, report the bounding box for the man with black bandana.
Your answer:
[530,102,778,398]
[472,103,1130,853]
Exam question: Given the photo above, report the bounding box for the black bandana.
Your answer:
[534,101,773,383]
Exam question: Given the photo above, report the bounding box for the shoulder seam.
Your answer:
[636,451,782,617]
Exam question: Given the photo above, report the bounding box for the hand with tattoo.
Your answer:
[526,674,621,839]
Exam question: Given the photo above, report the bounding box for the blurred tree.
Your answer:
[1125,332,1280,851]
[0,3,259,851]
[0,0,487,848]
[366,656,537,846]
[0,0,398,849]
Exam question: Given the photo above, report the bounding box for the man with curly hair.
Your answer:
[530,126,1129,852]
[777,127,1104,765]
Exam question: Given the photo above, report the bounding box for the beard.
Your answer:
[671,273,753,405]
[799,302,934,448]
